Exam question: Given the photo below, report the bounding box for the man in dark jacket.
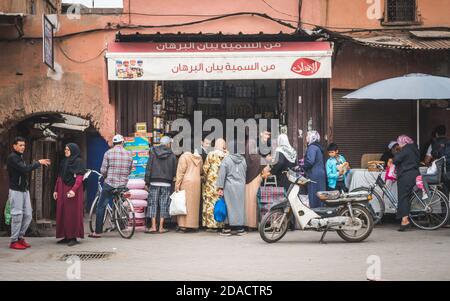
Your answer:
[144,136,177,234]
[7,137,50,250]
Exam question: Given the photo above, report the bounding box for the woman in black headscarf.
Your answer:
[53,143,85,246]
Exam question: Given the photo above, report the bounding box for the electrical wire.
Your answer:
[17,11,298,40]
[57,42,106,63]
[125,12,297,30]
[260,0,298,18]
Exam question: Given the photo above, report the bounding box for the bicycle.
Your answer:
[351,161,449,230]
[85,169,136,239]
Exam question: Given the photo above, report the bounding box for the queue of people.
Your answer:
[6,124,449,250]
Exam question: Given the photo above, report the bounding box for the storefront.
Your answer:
[106,35,333,156]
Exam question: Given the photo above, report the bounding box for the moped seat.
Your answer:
[316,191,340,201]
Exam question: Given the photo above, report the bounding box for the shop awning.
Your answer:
[106,41,333,81]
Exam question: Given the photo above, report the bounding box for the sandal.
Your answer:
[145,229,158,234]
[159,228,169,234]
[88,234,101,238]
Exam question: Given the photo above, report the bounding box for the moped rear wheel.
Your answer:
[337,205,374,243]
[259,209,289,243]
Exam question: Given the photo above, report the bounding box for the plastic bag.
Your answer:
[385,164,397,181]
[169,190,187,216]
[213,197,227,222]
[4,198,11,226]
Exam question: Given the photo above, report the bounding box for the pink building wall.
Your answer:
[0,0,449,140]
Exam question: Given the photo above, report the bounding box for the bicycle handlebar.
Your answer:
[84,169,103,181]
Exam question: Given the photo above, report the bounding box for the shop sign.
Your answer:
[42,15,55,70]
[106,41,332,80]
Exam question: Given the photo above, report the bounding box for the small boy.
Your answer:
[326,143,350,192]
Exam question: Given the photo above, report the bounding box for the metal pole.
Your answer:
[417,100,420,147]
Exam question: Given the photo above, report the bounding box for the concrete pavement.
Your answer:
[0,224,449,281]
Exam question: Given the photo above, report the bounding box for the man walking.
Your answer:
[145,136,177,234]
[7,137,50,250]
[89,134,133,238]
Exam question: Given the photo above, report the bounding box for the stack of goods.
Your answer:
[124,122,153,232]
[367,161,384,172]
[124,135,150,179]
[127,179,148,232]
[153,81,165,145]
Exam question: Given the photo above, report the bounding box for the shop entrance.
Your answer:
[151,79,283,146]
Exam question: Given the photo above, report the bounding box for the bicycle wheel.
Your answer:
[88,195,99,233]
[89,193,114,234]
[409,188,449,230]
[113,197,135,239]
[351,187,385,224]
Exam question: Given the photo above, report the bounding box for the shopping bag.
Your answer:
[385,164,397,181]
[4,198,11,226]
[169,190,187,216]
[258,176,285,218]
[213,197,227,223]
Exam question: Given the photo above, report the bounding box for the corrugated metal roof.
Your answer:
[327,29,450,50]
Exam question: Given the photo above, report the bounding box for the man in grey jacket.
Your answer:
[144,136,177,233]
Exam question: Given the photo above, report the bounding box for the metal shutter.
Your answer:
[333,89,416,168]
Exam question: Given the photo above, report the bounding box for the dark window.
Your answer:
[386,0,416,22]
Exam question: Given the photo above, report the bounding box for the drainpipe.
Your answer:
[297,0,303,32]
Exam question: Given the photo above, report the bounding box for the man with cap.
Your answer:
[89,134,133,238]
[380,141,400,168]
[144,136,177,234]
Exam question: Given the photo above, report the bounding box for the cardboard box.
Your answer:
[129,165,147,179]
[124,136,150,151]
[132,150,150,166]
[134,132,152,139]
[135,122,147,133]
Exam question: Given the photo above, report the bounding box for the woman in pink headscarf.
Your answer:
[393,135,420,231]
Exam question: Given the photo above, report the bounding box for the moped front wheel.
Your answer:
[259,209,289,243]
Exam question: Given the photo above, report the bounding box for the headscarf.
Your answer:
[306,130,320,145]
[275,134,297,163]
[213,138,227,154]
[59,143,85,186]
[244,139,264,183]
[397,135,414,147]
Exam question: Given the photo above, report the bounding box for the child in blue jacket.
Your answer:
[326,143,350,192]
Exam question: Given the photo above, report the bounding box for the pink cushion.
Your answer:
[127,179,146,190]
[131,199,148,208]
[135,218,146,227]
[135,212,146,219]
[133,207,146,214]
[129,189,149,200]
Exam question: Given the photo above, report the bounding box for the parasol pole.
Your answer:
[417,99,420,147]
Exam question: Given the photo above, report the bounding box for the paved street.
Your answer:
[1,224,450,281]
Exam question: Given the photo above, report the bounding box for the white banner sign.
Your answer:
[106,42,332,80]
